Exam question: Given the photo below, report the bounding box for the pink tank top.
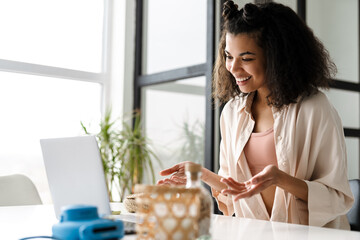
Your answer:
[243,127,278,176]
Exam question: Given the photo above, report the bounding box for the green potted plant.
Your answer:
[81,109,160,202]
[178,120,204,164]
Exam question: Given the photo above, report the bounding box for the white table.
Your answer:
[1,204,360,240]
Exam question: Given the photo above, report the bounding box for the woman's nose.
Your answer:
[230,58,242,74]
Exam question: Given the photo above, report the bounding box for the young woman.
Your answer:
[157,1,353,229]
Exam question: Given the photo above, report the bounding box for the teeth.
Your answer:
[237,76,251,82]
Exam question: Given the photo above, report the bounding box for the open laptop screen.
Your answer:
[40,135,111,218]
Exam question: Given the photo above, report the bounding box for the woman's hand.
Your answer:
[157,161,193,186]
[221,165,280,201]
[221,164,308,202]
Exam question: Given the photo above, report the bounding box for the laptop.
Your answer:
[40,135,112,218]
[40,135,136,233]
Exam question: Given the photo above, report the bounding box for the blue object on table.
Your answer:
[52,205,124,240]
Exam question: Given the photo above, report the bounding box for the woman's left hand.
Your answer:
[221,165,281,201]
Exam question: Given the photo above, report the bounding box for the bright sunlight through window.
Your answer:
[0,0,105,203]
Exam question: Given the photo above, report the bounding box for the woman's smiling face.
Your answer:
[225,33,268,95]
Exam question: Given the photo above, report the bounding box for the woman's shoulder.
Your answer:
[299,91,332,110]
[295,91,339,120]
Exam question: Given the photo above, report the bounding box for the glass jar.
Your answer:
[185,163,213,239]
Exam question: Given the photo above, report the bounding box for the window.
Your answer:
[0,0,107,203]
[141,77,207,180]
[0,0,104,72]
[134,0,215,182]
[142,0,207,74]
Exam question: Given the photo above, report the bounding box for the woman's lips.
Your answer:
[236,76,252,86]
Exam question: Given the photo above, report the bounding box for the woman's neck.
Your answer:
[251,90,274,132]
[254,90,270,108]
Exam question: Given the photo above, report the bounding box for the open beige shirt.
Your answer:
[212,91,354,229]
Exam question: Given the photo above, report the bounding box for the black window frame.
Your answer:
[133,0,216,173]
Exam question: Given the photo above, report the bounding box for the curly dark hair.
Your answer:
[212,1,337,108]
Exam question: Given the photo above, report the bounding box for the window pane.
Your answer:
[0,72,102,203]
[0,0,104,72]
[141,77,206,183]
[346,137,359,179]
[307,0,359,83]
[143,0,207,74]
[325,89,359,129]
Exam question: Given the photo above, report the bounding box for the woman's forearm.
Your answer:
[201,167,228,192]
[200,165,308,203]
[277,170,308,202]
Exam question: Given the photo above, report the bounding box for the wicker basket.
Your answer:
[134,184,200,240]
[123,193,144,213]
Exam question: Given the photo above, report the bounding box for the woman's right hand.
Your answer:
[157,161,227,195]
[157,161,194,185]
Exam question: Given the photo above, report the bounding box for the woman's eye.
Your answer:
[225,55,233,60]
[242,58,254,62]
